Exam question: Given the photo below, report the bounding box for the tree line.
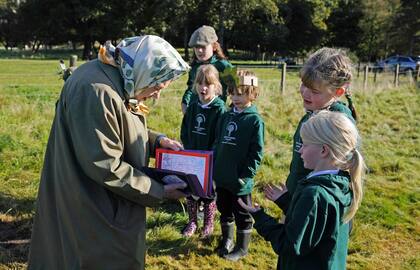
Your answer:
[0,0,418,61]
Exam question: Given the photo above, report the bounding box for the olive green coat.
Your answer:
[28,60,165,270]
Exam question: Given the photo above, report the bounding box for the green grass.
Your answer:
[0,59,419,269]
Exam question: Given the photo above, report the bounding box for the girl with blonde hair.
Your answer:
[239,111,365,270]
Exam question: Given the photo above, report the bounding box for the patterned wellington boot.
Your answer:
[182,199,198,237]
[201,201,217,238]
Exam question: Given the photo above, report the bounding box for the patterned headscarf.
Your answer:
[98,35,190,98]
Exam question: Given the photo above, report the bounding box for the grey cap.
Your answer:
[188,25,218,47]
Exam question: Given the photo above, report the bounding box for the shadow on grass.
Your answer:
[147,200,187,228]
[147,200,220,257]
[0,217,32,265]
[0,193,34,265]
[0,193,35,217]
[147,235,217,257]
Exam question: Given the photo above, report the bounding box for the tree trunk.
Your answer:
[82,38,92,60]
[218,1,225,47]
[184,22,189,61]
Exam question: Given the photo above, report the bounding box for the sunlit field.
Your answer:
[0,59,419,269]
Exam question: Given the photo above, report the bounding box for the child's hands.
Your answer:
[238,198,261,213]
[264,183,288,202]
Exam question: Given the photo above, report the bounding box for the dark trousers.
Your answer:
[216,187,253,230]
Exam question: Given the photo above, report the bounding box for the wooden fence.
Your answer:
[237,62,420,93]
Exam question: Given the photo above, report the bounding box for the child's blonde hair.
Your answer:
[301,47,357,120]
[194,65,222,96]
[227,70,260,101]
[300,111,365,223]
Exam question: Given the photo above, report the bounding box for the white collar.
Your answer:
[199,96,217,108]
[234,106,246,113]
[307,169,339,178]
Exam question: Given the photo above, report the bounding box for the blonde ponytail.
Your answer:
[343,149,365,223]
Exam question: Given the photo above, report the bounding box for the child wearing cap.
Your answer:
[181,25,233,114]
[212,70,264,261]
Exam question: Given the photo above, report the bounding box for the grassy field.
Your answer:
[0,59,419,269]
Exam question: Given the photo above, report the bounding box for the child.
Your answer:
[180,65,226,238]
[239,111,365,270]
[275,47,357,211]
[181,25,233,114]
[213,70,264,261]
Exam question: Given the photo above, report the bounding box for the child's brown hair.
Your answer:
[227,70,260,101]
[300,47,357,120]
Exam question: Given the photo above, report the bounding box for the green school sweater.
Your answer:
[181,55,233,106]
[213,105,264,195]
[252,171,352,270]
[276,102,354,210]
[180,97,226,150]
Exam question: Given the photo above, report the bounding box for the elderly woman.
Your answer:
[28,36,190,269]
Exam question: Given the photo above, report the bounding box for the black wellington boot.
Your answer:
[216,222,234,257]
[224,230,251,261]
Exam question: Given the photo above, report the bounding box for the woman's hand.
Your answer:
[163,182,187,200]
[159,137,184,151]
[264,183,287,202]
[238,198,261,213]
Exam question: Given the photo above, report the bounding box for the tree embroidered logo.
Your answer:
[192,113,207,135]
[222,121,238,145]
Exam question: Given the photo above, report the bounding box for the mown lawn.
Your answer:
[0,59,419,269]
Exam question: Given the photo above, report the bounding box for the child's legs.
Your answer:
[233,193,253,231]
[215,187,235,224]
[182,196,199,236]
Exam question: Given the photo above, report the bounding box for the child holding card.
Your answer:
[213,69,264,261]
[180,64,226,238]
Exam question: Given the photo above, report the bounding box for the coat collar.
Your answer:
[96,60,126,101]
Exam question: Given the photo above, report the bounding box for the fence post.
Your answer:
[363,65,369,90]
[416,63,420,84]
[357,62,361,78]
[373,67,378,83]
[407,69,413,86]
[69,55,78,67]
[394,64,400,88]
[280,62,287,94]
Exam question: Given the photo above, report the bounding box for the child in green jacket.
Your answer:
[274,47,357,211]
[239,111,366,270]
[180,65,225,238]
[181,25,233,114]
[213,70,264,261]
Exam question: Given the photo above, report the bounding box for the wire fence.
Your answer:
[1,63,419,99]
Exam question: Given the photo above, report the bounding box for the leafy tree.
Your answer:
[0,1,21,49]
[388,0,420,56]
[326,0,364,52]
[357,0,399,61]
[280,0,339,56]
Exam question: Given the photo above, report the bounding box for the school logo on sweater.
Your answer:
[294,138,302,153]
[222,121,237,145]
[192,113,207,135]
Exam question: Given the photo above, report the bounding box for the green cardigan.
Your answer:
[213,105,264,195]
[252,171,352,270]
